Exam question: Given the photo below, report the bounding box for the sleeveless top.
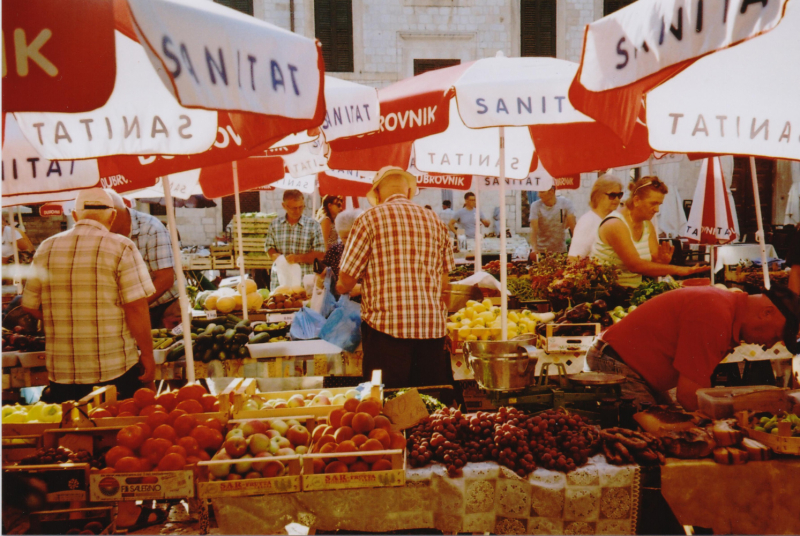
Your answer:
[591,211,652,288]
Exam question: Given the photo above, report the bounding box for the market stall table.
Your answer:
[713,243,779,273]
[210,455,641,535]
[660,457,800,534]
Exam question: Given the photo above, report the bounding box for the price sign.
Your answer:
[206,310,217,319]
[171,324,183,336]
[267,313,294,323]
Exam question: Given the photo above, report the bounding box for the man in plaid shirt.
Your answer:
[265,189,325,291]
[337,167,456,388]
[107,191,181,329]
[22,189,156,403]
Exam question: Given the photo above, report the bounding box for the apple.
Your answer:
[265,429,282,440]
[344,389,359,400]
[286,419,301,428]
[273,402,288,409]
[264,399,277,408]
[208,452,231,479]
[270,419,289,436]
[244,471,262,479]
[226,473,242,481]
[235,454,253,474]
[224,436,248,458]
[241,420,267,437]
[242,399,260,412]
[40,404,62,423]
[226,428,245,441]
[311,395,331,406]
[286,425,310,447]
[261,460,285,478]
[287,395,305,408]
[250,452,272,472]
[331,394,347,406]
[295,445,308,455]
[269,436,291,455]
[276,447,295,457]
[273,398,287,406]
[248,433,271,456]
[318,390,334,399]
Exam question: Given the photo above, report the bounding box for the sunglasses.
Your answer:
[605,192,624,200]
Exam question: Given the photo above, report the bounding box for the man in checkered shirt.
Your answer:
[22,189,156,403]
[106,191,180,329]
[336,167,456,388]
[265,189,325,291]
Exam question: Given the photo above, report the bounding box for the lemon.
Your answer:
[458,326,471,339]
[482,299,493,310]
[466,334,478,341]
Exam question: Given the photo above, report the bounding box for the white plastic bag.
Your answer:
[302,273,317,297]
[273,255,302,288]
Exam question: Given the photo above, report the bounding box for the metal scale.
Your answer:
[465,339,625,418]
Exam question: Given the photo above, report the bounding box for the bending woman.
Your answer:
[591,176,708,287]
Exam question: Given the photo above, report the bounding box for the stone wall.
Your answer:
[18,216,67,246]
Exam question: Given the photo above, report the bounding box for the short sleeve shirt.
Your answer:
[339,195,455,339]
[264,215,325,291]
[129,209,179,307]
[601,287,747,392]
[22,219,155,384]
[530,196,575,253]
[452,207,486,239]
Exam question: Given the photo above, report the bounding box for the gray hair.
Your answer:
[335,209,363,235]
[589,173,624,209]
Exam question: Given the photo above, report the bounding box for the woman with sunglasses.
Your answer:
[591,176,709,287]
[568,174,624,258]
[316,195,345,250]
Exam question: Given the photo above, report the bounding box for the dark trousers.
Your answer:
[42,364,143,404]
[361,321,453,389]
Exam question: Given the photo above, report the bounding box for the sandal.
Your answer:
[118,506,168,533]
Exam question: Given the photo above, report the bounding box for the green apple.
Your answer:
[344,389,359,400]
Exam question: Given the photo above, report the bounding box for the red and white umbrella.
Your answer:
[681,158,737,245]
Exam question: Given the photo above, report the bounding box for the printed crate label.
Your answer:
[302,469,405,491]
[197,475,300,498]
[89,470,194,501]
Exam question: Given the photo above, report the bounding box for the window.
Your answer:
[604,0,637,15]
[315,0,354,72]
[413,59,461,76]
[214,0,254,16]
[521,0,556,57]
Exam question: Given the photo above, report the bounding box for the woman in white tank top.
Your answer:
[591,177,709,287]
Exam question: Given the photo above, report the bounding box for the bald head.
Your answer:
[376,175,412,204]
[106,190,132,237]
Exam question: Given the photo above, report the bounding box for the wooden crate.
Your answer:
[186,256,213,270]
[231,371,382,420]
[197,455,301,498]
[3,462,91,503]
[301,449,405,491]
[30,506,114,535]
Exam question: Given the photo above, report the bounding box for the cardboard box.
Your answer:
[3,463,89,503]
[541,323,600,353]
[89,470,194,501]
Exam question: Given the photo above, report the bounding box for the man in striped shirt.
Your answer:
[337,167,456,389]
[22,189,156,403]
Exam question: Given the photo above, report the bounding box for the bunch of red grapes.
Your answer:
[406,407,600,477]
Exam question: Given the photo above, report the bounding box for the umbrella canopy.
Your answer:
[568,0,791,145]
[646,0,800,160]
[681,157,738,245]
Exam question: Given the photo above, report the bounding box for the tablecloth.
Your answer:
[660,458,800,535]
[713,244,778,272]
[211,455,640,535]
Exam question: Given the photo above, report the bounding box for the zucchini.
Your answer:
[250,332,271,344]
[233,333,249,345]
[226,314,243,324]
[166,343,185,362]
[235,319,252,329]
[213,325,226,335]
[224,329,236,341]
[204,323,218,335]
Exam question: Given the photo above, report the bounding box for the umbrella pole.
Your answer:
[474,191,482,275]
[749,157,770,289]
[162,175,196,384]
[232,161,248,320]
[710,245,715,285]
[499,127,508,341]
[9,211,22,294]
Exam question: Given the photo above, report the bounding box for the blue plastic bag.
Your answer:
[309,267,337,319]
[319,294,362,352]
[290,306,326,340]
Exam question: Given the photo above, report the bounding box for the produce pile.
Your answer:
[2,401,62,423]
[506,277,537,301]
[447,299,543,340]
[103,385,225,473]
[87,384,218,419]
[598,427,666,465]
[18,446,107,469]
[406,407,602,477]
[239,389,358,411]
[448,265,474,282]
[535,300,613,333]
[629,279,680,306]
[748,412,800,437]
[265,287,308,310]
[2,327,45,352]
[197,279,266,313]
[192,316,252,362]
[482,260,531,277]
[205,418,312,481]
[308,396,406,474]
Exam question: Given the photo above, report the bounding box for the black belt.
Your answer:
[592,339,625,363]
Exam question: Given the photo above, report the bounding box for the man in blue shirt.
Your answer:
[449,192,489,239]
